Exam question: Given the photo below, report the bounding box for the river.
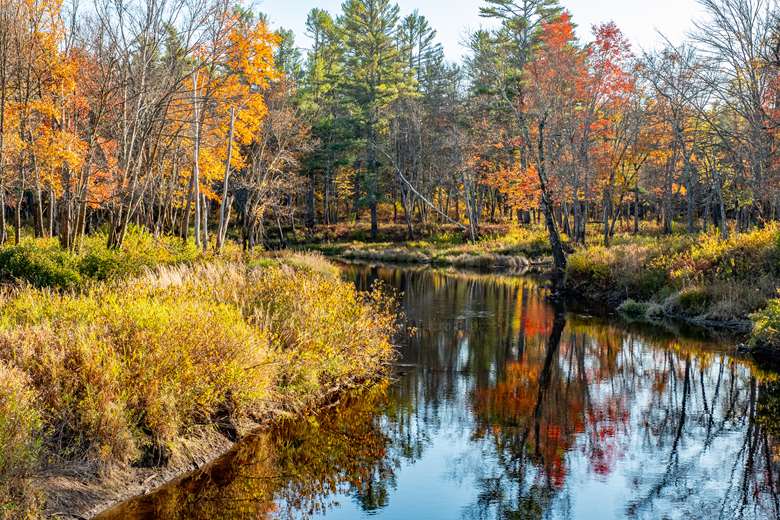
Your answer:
[97,262,780,520]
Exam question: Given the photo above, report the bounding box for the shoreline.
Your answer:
[44,380,387,519]
[0,248,398,519]
[325,251,775,364]
[49,257,775,518]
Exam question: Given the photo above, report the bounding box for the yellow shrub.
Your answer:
[0,254,396,472]
[0,363,42,518]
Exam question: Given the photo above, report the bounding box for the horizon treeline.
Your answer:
[0,0,779,256]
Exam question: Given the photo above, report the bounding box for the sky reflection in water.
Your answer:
[97,263,780,520]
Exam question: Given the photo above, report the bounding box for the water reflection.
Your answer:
[98,263,780,520]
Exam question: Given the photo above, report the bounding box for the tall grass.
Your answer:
[0,256,397,515]
[565,224,780,323]
[0,364,42,518]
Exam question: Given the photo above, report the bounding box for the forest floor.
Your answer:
[301,221,780,362]
[0,231,397,519]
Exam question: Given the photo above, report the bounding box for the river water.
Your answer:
[98,262,780,520]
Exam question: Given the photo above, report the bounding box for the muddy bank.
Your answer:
[43,384,381,519]
[40,423,245,519]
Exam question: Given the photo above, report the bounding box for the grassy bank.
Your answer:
[0,246,396,518]
[563,224,780,335]
[305,221,780,355]
[306,227,553,271]
[0,228,203,290]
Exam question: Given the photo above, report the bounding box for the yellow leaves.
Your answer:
[185,16,280,199]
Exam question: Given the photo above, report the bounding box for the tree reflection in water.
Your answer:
[96,387,396,519]
[98,263,780,520]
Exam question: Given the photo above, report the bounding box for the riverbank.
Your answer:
[99,260,780,520]
[303,223,780,361]
[304,227,553,272]
[563,225,778,332]
[0,237,397,519]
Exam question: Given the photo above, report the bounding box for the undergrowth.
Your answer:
[0,255,397,516]
[569,224,780,324]
[0,227,203,289]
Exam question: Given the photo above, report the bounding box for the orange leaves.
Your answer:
[191,17,280,188]
[0,0,86,192]
[528,10,586,100]
[485,163,542,210]
[227,19,281,90]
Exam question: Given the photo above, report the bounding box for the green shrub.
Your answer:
[0,243,82,289]
[751,298,780,351]
[78,228,200,281]
[0,228,205,290]
[617,299,650,319]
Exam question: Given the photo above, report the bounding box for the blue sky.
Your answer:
[257,0,706,60]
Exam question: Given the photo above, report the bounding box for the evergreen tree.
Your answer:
[339,0,407,240]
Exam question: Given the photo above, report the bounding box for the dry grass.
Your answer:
[0,363,43,519]
[322,227,551,272]
[0,255,397,516]
[568,225,780,324]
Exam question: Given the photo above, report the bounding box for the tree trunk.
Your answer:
[536,120,567,285]
[216,107,235,252]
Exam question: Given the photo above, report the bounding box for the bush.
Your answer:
[243,265,397,404]
[669,286,712,317]
[0,287,272,464]
[671,224,780,285]
[0,255,396,475]
[565,226,780,323]
[751,299,780,351]
[565,244,668,303]
[617,299,650,319]
[0,228,202,290]
[78,228,200,281]
[0,242,82,289]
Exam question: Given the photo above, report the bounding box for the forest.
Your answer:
[1,0,780,518]
[0,0,777,252]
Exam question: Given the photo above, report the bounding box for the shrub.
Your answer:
[751,299,780,351]
[671,224,780,285]
[565,244,667,303]
[244,265,397,404]
[0,255,396,475]
[0,243,82,289]
[617,299,650,319]
[78,228,200,281]
[0,287,272,464]
[0,228,204,290]
[671,286,712,317]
